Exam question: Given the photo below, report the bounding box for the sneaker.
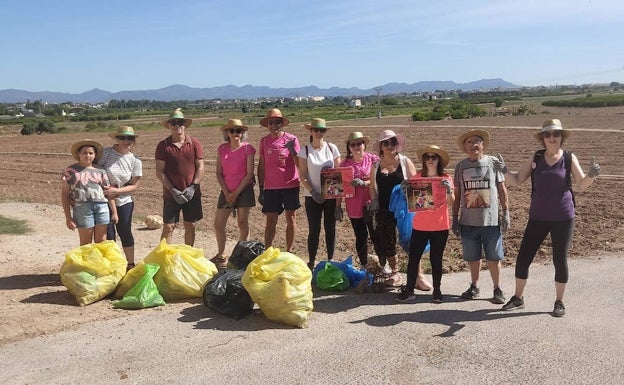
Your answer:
[432,288,443,303]
[461,284,480,300]
[395,288,416,303]
[502,295,525,311]
[492,287,506,304]
[552,300,565,317]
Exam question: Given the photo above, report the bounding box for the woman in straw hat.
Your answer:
[61,139,117,245]
[257,108,301,252]
[395,145,454,303]
[497,119,600,317]
[337,132,379,268]
[298,118,341,270]
[212,119,256,268]
[368,130,432,289]
[97,126,142,270]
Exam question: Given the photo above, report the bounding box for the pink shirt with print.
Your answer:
[259,132,300,189]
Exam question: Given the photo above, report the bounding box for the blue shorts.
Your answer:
[262,187,301,214]
[73,201,110,228]
[460,225,504,262]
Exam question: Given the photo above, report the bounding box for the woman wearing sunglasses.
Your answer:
[298,118,341,270]
[337,132,379,269]
[368,130,432,290]
[496,119,600,317]
[396,145,454,303]
[213,118,256,268]
[97,126,142,270]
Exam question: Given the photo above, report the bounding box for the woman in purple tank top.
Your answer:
[493,119,601,317]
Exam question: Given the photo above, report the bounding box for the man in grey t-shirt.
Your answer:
[452,129,510,305]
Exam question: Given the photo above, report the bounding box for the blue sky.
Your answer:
[3,0,624,93]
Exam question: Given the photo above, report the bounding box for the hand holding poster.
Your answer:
[405,177,446,212]
[321,167,355,199]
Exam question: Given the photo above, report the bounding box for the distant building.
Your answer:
[349,99,362,108]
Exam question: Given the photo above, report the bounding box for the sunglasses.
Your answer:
[228,128,244,134]
[267,119,283,125]
[170,119,186,126]
[542,131,562,138]
[423,154,439,161]
[312,127,327,133]
[349,141,364,148]
[464,138,483,146]
[381,138,398,147]
[116,136,135,141]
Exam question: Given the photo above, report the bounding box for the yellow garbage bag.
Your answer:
[137,238,218,301]
[242,247,313,328]
[60,240,127,306]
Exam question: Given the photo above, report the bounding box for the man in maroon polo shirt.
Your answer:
[155,108,204,246]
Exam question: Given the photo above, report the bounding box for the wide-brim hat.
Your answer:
[304,118,328,130]
[457,129,490,152]
[108,125,138,139]
[260,108,290,127]
[416,144,450,168]
[70,139,103,162]
[344,131,371,146]
[373,129,406,153]
[161,108,192,128]
[534,118,570,140]
[221,118,248,131]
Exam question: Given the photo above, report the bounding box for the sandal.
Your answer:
[126,262,136,272]
[384,271,402,287]
[416,274,433,291]
[210,254,228,269]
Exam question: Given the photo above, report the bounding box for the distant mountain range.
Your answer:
[0,78,520,104]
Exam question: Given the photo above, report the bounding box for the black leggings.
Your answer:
[515,219,574,283]
[107,202,135,247]
[305,197,336,263]
[406,229,449,291]
[349,217,375,266]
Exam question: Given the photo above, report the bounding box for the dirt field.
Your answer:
[1,105,623,345]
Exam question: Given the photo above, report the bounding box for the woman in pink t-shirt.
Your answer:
[213,119,256,268]
[337,132,379,268]
[395,145,455,303]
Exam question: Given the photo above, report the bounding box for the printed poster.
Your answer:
[321,167,355,199]
[406,177,446,212]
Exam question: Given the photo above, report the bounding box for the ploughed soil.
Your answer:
[0,105,623,345]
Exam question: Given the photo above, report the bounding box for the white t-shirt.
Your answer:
[298,142,340,196]
[98,146,143,207]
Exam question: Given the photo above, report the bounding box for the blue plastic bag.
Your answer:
[312,256,371,288]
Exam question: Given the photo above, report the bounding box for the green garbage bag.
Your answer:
[112,264,165,310]
[316,262,350,291]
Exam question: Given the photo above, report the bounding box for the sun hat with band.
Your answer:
[457,129,490,152]
[344,131,371,146]
[373,129,406,153]
[109,125,138,139]
[221,118,248,131]
[304,118,329,131]
[161,108,192,128]
[416,144,450,168]
[260,108,290,127]
[534,118,569,140]
[70,139,103,162]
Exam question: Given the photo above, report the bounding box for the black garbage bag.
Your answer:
[227,240,265,270]
[203,270,254,319]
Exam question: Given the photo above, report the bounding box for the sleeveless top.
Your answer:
[529,155,575,221]
[377,164,404,210]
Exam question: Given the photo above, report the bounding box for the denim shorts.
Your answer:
[73,201,110,228]
[460,225,504,262]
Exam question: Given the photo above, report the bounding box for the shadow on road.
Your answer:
[0,273,61,290]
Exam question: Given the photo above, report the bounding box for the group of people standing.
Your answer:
[61,107,600,317]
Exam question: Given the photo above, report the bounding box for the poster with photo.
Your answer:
[406,177,446,212]
[321,167,355,199]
